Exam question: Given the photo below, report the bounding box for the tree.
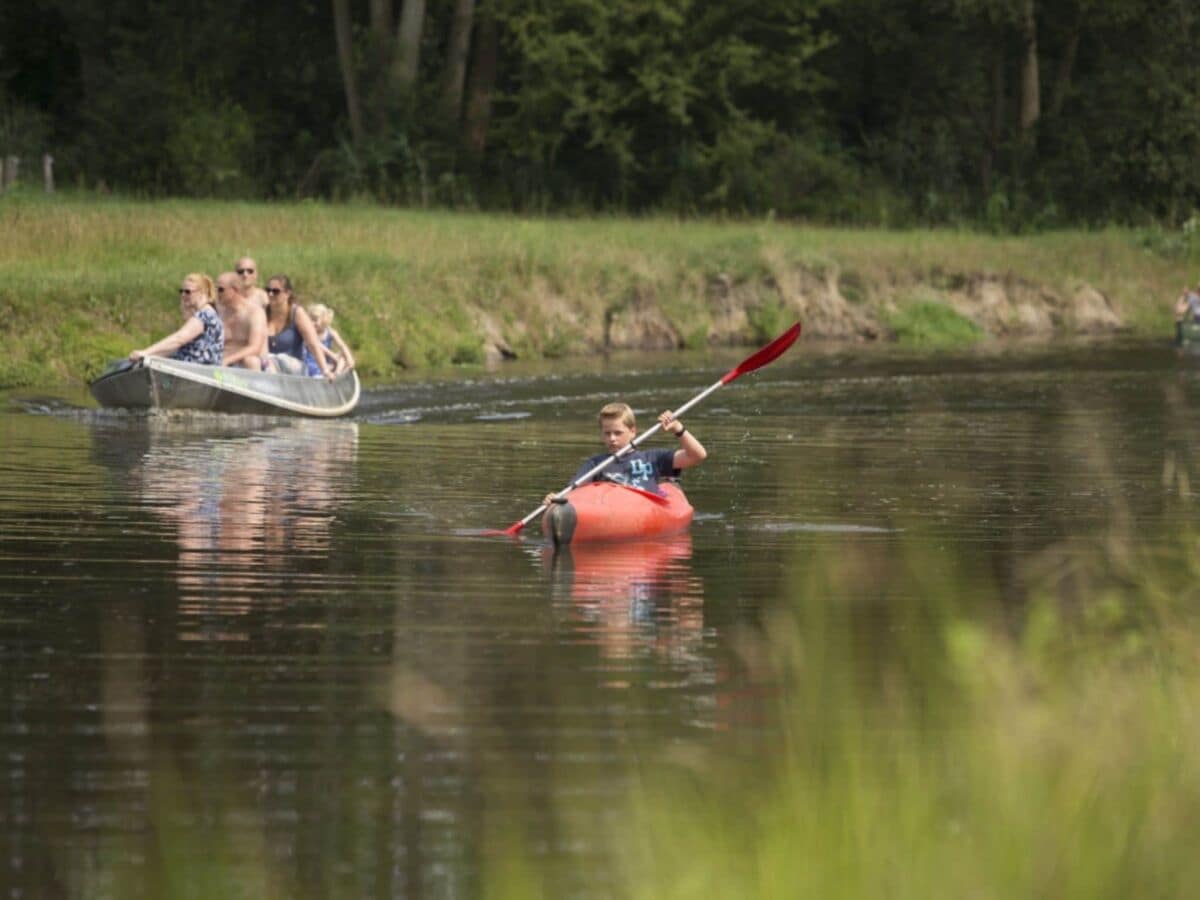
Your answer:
[1018,0,1039,137]
[441,0,476,123]
[395,0,427,88]
[333,0,364,146]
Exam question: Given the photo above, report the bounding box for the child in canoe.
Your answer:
[302,303,356,376]
[544,402,707,506]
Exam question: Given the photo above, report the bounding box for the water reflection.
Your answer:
[542,535,709,686]
[112,416,358,640]
[11,338,1200,897]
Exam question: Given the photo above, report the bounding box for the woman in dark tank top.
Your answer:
[263,275,335,378]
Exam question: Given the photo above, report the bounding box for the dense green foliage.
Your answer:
[3,1,1200,225]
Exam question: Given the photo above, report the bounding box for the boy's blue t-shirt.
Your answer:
[572,448,680,492]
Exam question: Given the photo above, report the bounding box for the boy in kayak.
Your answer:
[544,402,707,506]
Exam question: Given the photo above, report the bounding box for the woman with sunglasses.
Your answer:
[263,275,334,379]
[129,273,224,365]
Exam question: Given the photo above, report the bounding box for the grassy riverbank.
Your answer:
[1,192,1195,389]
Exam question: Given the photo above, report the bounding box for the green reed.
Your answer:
[1,192,1190,388]
[605,531,1200,899]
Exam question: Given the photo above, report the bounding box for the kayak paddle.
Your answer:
[489,320,802,537]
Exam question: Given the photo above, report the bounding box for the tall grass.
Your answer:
[609,530,1200,899]
[0,192,1192,388]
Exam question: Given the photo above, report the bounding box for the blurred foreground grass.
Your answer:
[604,529,1200,899]
[1,191,1193,389]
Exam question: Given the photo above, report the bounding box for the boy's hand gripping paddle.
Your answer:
[488,321,802,537]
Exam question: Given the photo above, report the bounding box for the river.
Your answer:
[2,337,1197,898]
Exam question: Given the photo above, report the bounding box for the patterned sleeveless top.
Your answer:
[171,306,224,365]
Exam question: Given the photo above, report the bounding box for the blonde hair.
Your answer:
[184,272,216,305]
[598,402,636,428]
[307,302,334,332]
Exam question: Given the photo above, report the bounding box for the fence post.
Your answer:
[43,154,54,193]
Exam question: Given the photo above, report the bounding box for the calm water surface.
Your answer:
[3,338,1199,898]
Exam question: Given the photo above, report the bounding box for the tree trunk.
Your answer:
[369,0,391,36]
[981,50,1005,198]
[440,0,476,123]
[332,0,365,145]
[1018,0,1040,137]
[463,2,498,157]
[1049,11,1082,118]
[395,0,427,88]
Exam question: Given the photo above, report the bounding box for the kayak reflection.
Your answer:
[542,534,705,669]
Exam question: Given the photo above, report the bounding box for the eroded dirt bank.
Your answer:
[475,266,1126,363]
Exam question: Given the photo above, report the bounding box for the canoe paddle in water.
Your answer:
[488,320,802,537]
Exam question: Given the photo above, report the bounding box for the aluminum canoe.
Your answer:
[89,357,360,418]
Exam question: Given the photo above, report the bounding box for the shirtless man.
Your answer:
[236,256,269,310]
[216,271,268,369]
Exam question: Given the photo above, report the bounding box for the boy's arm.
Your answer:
[544,457,597,506]
[671,430,707,469]
[658,410,707,469]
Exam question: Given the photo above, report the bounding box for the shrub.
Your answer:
[888,299,984,347]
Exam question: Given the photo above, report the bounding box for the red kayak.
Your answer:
[542,481,694,545]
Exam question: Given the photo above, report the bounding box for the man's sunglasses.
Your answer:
[237,268,255,275]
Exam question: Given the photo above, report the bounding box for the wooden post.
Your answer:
[43,154,54,192]
[3,156,18,189]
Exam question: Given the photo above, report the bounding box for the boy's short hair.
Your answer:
[598,402,636,428]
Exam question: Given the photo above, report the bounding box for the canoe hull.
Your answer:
[543,482,693,545]
[89,357,360,418]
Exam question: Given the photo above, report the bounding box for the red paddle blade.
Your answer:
[484,521,526,537]
[721,321,801,384]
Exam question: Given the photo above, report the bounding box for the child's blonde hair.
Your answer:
[307,303,334,332]
[598,402,636,428]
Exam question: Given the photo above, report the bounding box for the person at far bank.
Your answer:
[236,256,268,309]
[216,271,268,369]
[543,402,707,507]
[1175,280,1200,343]
[129,273,224,365]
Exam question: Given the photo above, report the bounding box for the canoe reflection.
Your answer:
[121,417,359,639]
[542,534,705,668]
